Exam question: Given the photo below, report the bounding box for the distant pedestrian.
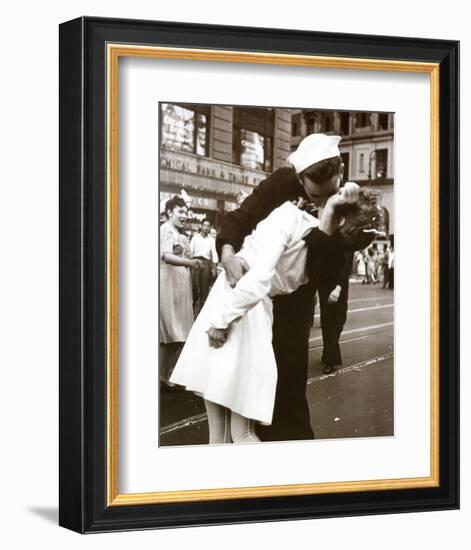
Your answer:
[354,250,366,283]
[190,219,218,317]
[210,227,218,247]
[318,252,353,374]
[366,247,377,284]
[380,244,390,288]
[388,246,394,289]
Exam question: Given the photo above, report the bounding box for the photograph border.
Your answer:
[59,17,459,533]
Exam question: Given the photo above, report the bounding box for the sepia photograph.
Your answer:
[158,102,394,446]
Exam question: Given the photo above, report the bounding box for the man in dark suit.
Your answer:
[317,251,353,374]
[216,134,345,441]
[308,189,382,375]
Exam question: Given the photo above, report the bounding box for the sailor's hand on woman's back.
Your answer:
[220,244,250,287]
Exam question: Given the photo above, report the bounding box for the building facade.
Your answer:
[159,103,292,232]
[291,110,394,238]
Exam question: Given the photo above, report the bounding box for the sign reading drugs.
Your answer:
[160,191,219,212]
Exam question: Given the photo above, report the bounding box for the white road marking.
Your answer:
[160,349,395,436]
[309,333,369,351]
[309,321,394,345]
[314,303,393,318]
[307,351,394,385]
[160,413,207,435]
[348,296,392,304]
[347,304,393,314]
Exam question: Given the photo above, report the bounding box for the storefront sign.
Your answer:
[160,148,266,188]
[160,191,219,211]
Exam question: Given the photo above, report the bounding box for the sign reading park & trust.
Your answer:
[160,148,268,194]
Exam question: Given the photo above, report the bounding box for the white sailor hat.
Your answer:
[288,133,341,174]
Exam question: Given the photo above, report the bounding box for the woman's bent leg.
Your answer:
[230,412,260,443]
[204,400,231,444]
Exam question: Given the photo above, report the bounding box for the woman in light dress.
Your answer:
[365,246,378,284]
[170,183,378,443]
[159,196,201,386]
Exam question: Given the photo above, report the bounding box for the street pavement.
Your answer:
[160,281,394,446]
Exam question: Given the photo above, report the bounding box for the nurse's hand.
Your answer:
[221,245,250,287]
[190,259,203,269]
[337,181,360,205]
[319,182,360,235]
[207,326,229,348]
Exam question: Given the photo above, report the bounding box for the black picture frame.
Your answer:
[59,16,459,533]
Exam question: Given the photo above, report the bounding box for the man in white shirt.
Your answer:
[190,219,218,316]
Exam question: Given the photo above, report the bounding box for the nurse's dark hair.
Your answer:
[337,189,383,250]
[300,156,342,184]
[165,195,187,214]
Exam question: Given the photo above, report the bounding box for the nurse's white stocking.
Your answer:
[204,399,232,444]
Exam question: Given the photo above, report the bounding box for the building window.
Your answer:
[160,103,209,156]
[292,115,300,137]
[239,129,268,171]
[323,114,332,133]
[378,113,389,130]
[232,108,274,171]
[355,112,370,128]
[306,116,316,135]
[375,148,388,178]
[340,112,350,135]
[359,153,365,173]
[341,152,350,181]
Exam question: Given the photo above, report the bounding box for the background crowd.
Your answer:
[353,242,394,289]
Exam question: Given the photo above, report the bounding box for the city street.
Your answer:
[160,281,394,446]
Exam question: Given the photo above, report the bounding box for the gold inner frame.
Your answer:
[106,44,440,506]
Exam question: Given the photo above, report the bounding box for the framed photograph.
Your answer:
[59,17,459,533]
